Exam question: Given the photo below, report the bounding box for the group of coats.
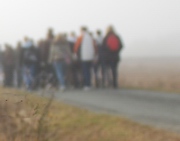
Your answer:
[0,26,123,90]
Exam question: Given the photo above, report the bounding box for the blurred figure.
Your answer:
[0,45,3,86]
[22,36,33,49]
[43,28,55,81]
[22,39,38,90]
[2,44,15,87]
[37,39,45,71]
[0,45,2,66]
[90,30,105,88]
[49,34,72,91]
[15,42,23,88]
[74,27,97,90]
[35,29,55,88]
[47,28,54,40]
[102,25,123,88]
[41,28,54,68]
[36,39,56,88]
[90,32,99,88]
[68,32,77,52]
[68,32,82,88]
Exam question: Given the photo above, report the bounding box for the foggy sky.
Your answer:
[0,0,180,57]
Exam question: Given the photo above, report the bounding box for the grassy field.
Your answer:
[0,87,180,141]
[119,57,180,93]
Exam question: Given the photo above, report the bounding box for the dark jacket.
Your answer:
[15,46,23,68]
[39,39,52,64]
[22,46,39,66]
[102,32,123,63]
[2,47,15,69]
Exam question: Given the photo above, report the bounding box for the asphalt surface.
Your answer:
[42,88,180,132]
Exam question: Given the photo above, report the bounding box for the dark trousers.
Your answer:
[23,64,36,90]
[93,62,99,87]
[16,67,22,88]
[82,61,92,87]
[107,61,119,88]
[71,61,82,88]
[3,66,14,87]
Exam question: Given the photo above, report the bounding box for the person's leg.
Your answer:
[77,61,83,88]
[72,62,79,88]
[17,68,22,88]
[29,64,37,90]
[110,61,118,88]
[8,67,14,87]
[93,62,99,88]
[82,61,92,87]
[82,62,86,87]
[5,67,11,86]
[82,62,88,87]
[86,61,92,87]
[3,67,8,86]
[30,64,36,78]
[23,65,31,89]
[100,60,106,87]
[53,62,65,87]
[65,64,72,88]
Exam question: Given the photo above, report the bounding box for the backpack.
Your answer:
[106,34,121,52]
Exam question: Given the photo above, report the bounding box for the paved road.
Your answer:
[45,88,180,132]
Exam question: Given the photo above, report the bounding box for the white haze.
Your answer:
[0,0,180,57]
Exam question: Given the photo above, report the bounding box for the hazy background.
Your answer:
[0,0,180,57]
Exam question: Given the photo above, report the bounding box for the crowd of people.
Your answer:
[0,25,123,91]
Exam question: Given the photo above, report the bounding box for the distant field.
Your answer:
[119,57,180,93]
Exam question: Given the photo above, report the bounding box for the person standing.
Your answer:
[2,44,15,87]
[102,26,123,88]
[22,38,38,90]
[68,32,83,88]
[15,42,23,88]
[67,32,79,88]
[74,27,97,90]
[49,34,72,91]
[95,30,106,87]
[40,28,54,71]
[0,45,3,86]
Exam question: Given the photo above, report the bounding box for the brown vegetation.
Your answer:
[0,87,180,141]
[119,57,180,93]
[0,88,58,141]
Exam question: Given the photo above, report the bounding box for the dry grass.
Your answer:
[119,57,180,93]
[0,87,180,141]
[0,87,58,141]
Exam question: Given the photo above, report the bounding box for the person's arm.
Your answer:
[93,39,98,55]
[117,35,124,52]
[93,39,98,63]
[67,44,72,60]
[73,36,82,53]
[102,35,107,50]
[73,36,83,60]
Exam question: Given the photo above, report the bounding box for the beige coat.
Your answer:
[49,40,72,63]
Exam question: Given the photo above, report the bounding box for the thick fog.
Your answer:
[0,0,179,57]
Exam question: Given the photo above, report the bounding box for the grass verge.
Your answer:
[0,87,180,141]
